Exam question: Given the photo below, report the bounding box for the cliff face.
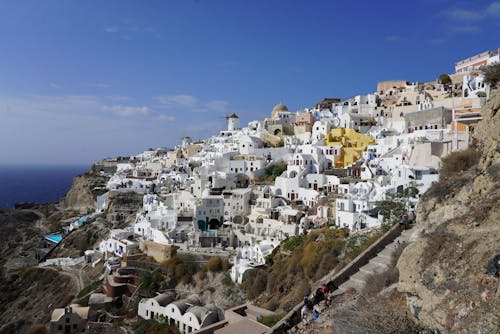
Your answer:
[64,171,107,213]
[104,190,143,227]
[0,209,78,334]
[397,87,500,332]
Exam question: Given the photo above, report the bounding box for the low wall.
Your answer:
[124,260,169,275]
[39,256,85,267]
[192,321,228,334]
[267,223,403,333]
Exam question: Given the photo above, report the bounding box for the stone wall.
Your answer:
[139,239,176,263]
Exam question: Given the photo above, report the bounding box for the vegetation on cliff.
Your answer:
[242,227,388,312]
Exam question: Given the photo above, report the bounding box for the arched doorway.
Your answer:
[208,218,220,229]
[233,215,243,224]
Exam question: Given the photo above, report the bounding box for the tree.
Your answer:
[377,200,406,225]
[139,271,162,297]
[483,63,500,86]
[438,73,452,85]
[206,256,223,272]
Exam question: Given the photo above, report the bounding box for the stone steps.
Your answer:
[336,227,415,294]
[359,261,387,275]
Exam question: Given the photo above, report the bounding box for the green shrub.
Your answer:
[139,271,162,297]
[438,73,452,85]
[197,268,207,281]
[424,174,471,201]
[483,63,500,86]
[162,254,198,285]
[221,258,231,271]
[282,235,305,251]
[377,200,406,224]
[222,273,233,286]
[346,232,384,259]
[206,256,223,272]
[440,148,480,178]
[133,319,180,334]
[257,312,287,327]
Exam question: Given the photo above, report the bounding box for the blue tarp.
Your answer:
[45,234,62,244]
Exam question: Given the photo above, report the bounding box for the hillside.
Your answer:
[0,208,79,334]
[396,85,500,332]
[64,170,108,213]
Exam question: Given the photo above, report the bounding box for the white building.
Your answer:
[196,195,225,230]
[223,188,252,224]
[138,294,222,334]
[455,49,499,73]
[98,229,138,258]
[230,242,277,284]
[228,155,266,177]
[462,74,488,98]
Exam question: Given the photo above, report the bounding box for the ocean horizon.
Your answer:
[0,164,90,208]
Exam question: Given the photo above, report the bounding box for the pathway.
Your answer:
[292,227,415,333]
[335,227,413,294]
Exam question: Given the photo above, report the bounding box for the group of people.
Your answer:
[301,281,338,320]
[398,213,410,230]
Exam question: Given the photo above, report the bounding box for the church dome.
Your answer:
[272,103,288,113]
[272,103,288,119]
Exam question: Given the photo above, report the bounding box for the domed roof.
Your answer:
[271,103,288,119]
[272,103,288,113]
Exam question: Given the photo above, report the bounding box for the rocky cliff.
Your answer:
[0,208,78,334]
[104,190,144,227]
[64,170,107,213]
[397,86,500,333]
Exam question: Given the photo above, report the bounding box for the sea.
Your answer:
[0,165,90,208]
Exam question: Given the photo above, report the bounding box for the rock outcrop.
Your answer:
[104,190,143,228]
[397,86,500,332]
[64,171,107,213]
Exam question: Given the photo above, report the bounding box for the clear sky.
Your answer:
[0,0,499,165]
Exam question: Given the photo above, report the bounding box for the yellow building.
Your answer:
[324,128,375,168]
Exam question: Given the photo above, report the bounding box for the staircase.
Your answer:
[267,224,415,333]
[335,227,413,293]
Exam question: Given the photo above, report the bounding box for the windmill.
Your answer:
[224,113,240,131]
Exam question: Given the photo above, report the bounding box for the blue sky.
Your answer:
[0,0,499,165]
